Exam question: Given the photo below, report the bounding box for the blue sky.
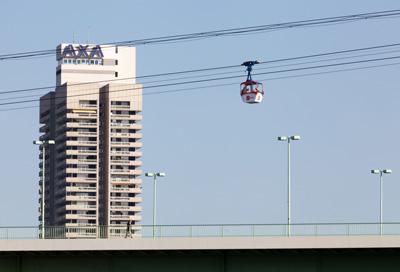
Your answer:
[0,0,399,226]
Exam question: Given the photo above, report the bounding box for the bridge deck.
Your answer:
[1,235,400,252]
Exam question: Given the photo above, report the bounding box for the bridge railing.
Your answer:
[0,223,400,239]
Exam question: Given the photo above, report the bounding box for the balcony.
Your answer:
[66,168,97,174]
[110,150,132,156]
[111,178,141,185]
[110,151,142,157]
[110,142,142,148]
[66,122,97,128]
[110,132,142,138]
[110,206,142,212]
[110,196,142,202]
[65,177,97,183]
[39,114,50,124]
[55,133,66,142]
[66,140,97,146]
[66,158,97,165]
[131,151,142,157]
[66,131,97,137]
[110,169,142,175]
[110,160,142,167]
[110,123,142,130]
[110,187,141,194]
[110,104,130,109]
[65,214,97,220]
[66,149,97,155]
[110,114,142,121]
[66,204,97,210]
[66,186,97,192]
[39,124,49,133]
[56,123,67,133]
[66,195,97,201]
[109,214,142,221]
[66,112,97,119]
[78,149,97,154]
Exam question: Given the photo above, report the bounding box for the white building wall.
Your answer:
[56,43,136,85]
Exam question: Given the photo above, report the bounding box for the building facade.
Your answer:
[38,43,143,238]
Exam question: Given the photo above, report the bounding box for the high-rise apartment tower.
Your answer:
[38,43,143,238]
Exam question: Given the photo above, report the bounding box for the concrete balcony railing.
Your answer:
[66,122,97,128]
[66,113,97,119]
[110,206,142,212]
[66,149,97,155]
[66,168,97,174]
[77,149,97,154]
[109,196,142,202]
[77,141,97,146]
[110,160,142,166]
[65,214,97,220]
[110,187,141,193]
[109,215,142,221]
[110,114,142,121]
[66,159,97,165]
[130,151,142,157]
[66,195,97,201]
[110,123,142,130]
[66,140,97,146]
[110,169,141,175]
[110,132,142,138]
[66,186,97,192]
[110,142,142,148]
[66,205,97,210]
[65,177,97,183]
[110,178,141,185]
[110,104,130,109]
[110,151,142,157]
[66,131,97,137]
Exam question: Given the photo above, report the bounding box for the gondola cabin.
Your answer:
[240,80,264,104]
[240,60,263,104]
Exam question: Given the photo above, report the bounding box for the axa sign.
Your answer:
[57,44,104,60]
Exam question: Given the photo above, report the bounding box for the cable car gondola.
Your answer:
[240,61,264,104]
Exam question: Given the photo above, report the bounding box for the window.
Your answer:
[95,60,98,65]
[90,60,94,64]
[115,60,118,65]
[77,60,81,64]
[115,46,118,53]
[115,72,118,77]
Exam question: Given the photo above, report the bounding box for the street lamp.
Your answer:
[145,172,166,237]
[371,168,392,235]
[278,135,301,236]
[33,139,55,239]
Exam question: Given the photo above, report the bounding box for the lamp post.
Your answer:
[145,172,166,237]
[278,135,301,236]
[33,139,55,239]
[371,169,392,235]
